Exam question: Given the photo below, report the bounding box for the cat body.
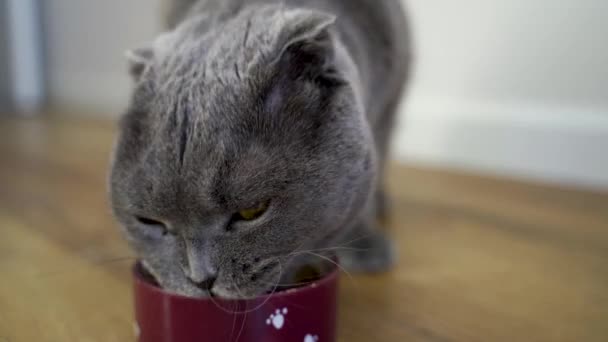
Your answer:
[110,0,410,298]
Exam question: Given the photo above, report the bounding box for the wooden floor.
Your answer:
[1,115,607,342]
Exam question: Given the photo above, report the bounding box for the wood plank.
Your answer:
[0,217,134,342]
[1,115,607,342]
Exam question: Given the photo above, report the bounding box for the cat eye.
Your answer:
[135,216,169,235]
[235,201,270,221]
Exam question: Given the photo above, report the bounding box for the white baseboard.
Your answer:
[48,72,608,191]
[391,98,608,190]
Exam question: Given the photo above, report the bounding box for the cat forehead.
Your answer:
[143,41,271,121]
[149,10,282,86]
[120,126,280,213]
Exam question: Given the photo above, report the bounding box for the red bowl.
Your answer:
[133,262,339,342]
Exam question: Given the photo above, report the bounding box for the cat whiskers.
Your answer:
[225,273,242,341]
[227,300,239,342]
[297,250,356,284]
[204,261,284,315]
[285,231,377,260]
[256,244,367,288]
[231,277,248,342]
[258,248,361,293]
[276,232,381,290]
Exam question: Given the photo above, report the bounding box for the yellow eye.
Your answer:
[237,201,269,221]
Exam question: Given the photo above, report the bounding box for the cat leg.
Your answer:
[372,91,403,226]
[338,87,405,272]
[337,215,396,272]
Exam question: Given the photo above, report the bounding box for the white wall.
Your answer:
[406,0,608,108]
[42,0,608,189]
[43,0,163,113]
[394,0,608,189]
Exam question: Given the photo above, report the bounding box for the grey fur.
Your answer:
[110,0,410,298]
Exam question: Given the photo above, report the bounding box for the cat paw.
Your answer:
[338,231,396,273]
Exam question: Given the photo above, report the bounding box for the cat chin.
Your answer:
[211,285,266,300]
[142,260,210,298]
[210,286,242,299]
[158,278,209,298]
[169,285,208,298]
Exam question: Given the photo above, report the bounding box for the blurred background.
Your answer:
[1,0,607,189]
[2,1,608,341]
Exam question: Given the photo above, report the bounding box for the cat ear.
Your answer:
[125,46,154,81]
[275,10,344,87]
[126,32,174,81]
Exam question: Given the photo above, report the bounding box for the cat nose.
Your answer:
[181,255,218,288]
[182,238,218,288]
[184,266,217,289]
[188,273,217,290]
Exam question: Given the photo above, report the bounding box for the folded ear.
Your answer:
[274,10,344,87]
[125,46,154,81]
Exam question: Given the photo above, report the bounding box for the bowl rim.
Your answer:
[133,259,340,302]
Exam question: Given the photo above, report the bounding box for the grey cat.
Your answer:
[110,0,410,298]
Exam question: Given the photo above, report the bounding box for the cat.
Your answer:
[109,0,410,298]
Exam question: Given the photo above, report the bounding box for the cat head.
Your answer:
[110,6,375,298]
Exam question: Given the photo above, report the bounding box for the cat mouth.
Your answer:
[190,277,217,292]
[212,264,325,299]
[209,269,283,299]
[209,283,273,300]
[209,285,242,299]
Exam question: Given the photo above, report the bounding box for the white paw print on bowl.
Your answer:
[266,307,288,329]
[304,334,319,342]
